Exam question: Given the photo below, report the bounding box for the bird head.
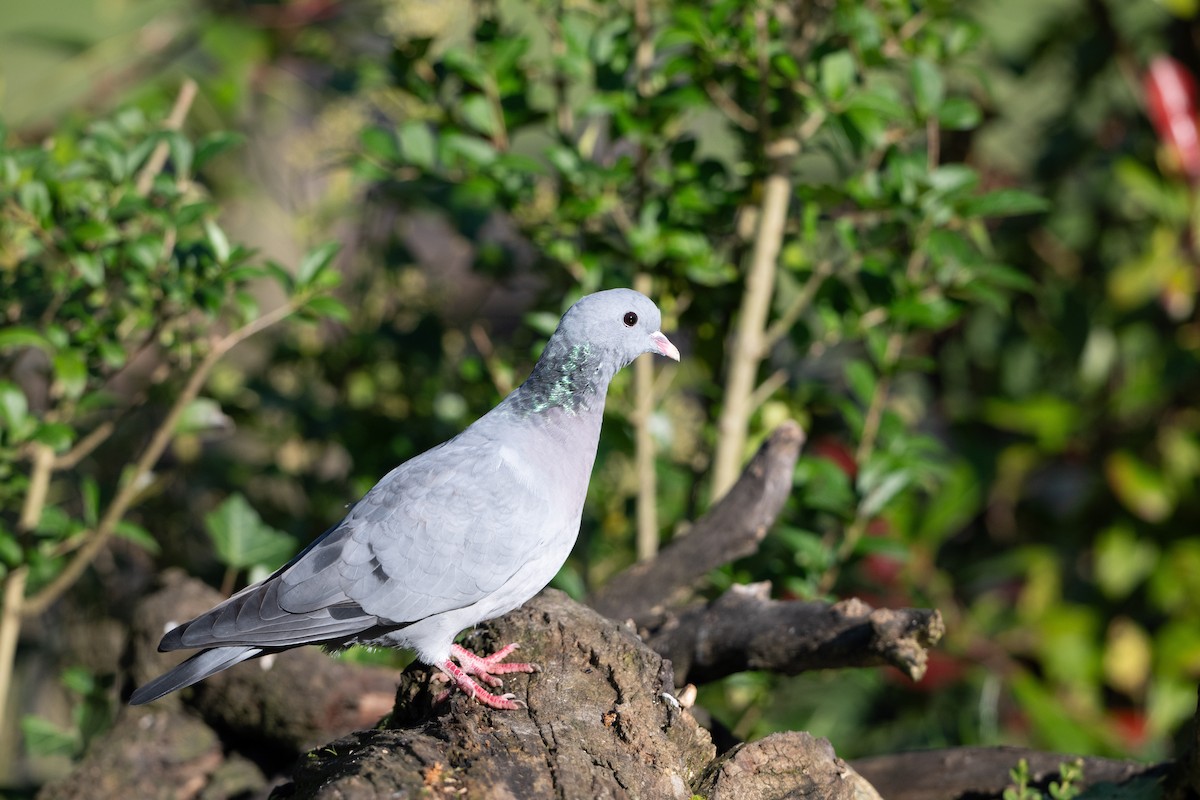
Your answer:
[556,289,680,369]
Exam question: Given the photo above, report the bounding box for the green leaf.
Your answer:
[205,219,231,263]
[263,260,295,294]
[305,295,351,322]
[937,96,982,130]
[1106,451,1175,523]
[442,133,497,167]
[296,241,340,286]
[0,528,20,567]
[972,263,1037,292]
[174,397,231,435]
[926,164,978,196]
[1094,523,1158,599]
[820,51,856,102]
[79,477,99,527]
[959,189,1048,219]
[74,253,104,287]
[0,381,29,434]
[360,125,400,163]
[858,467,913,517]
[442,45,487,89]
[889,295,962,329]
[61,666,96,695]
[71,220,118,247]
[114,520,160,554]
[910,57,944,120]
[20,715,79,757]
[398,121,436,170]
[18,181,51,222]
[194,131,245,171]
[795,455,856,515]
[53,350,88,399]
[0,327,54,352]
[459,94,497,137]
[167,131,194,178]
[844,359,876,405]
[33,422,75,453]
[983,395,1080,452]
[204,493,296,570]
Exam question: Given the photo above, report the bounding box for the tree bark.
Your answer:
[274,590,888,800]
[648,583,944,685]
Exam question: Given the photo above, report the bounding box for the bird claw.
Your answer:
[450,642,538,678]
[436,654,531,711]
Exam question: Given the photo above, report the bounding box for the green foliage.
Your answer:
[1004,758,1084,800]
[0,105,343,590]
[204,492,297,583]
[0,101,347,766]
[19,667,113,759]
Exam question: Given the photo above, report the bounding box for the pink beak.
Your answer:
[650,331,680,362]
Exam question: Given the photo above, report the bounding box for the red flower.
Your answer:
[1144,56,1200,182]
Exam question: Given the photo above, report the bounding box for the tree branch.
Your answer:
[135,78,198,195]
[649,583,945,685]
[591,421,805,623]
[711,162,793,499]
[632,273,661,561]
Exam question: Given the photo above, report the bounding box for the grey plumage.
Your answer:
[130,289,678,707]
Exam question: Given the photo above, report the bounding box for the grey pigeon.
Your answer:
[130,289,679,709]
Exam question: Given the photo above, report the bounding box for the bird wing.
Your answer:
[275,427,557,624]
[163,420,565,653]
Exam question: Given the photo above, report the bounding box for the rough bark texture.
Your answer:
[698,732,883,800]
[649,584,945,685]
[276,590,723,799]
[272,590,892,800]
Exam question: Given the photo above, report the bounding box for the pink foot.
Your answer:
[451,643,539,682]
[433,642,539,710]
[436,658,524,710]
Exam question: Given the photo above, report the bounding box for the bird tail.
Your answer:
[129,645,263,705]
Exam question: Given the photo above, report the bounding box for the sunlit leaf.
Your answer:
[1105,450,1175,523]
[204,493,296,571]
[296,241,340,286]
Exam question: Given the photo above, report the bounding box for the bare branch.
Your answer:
[649,584,945,685]
[53,420,115,470]
[711,165,793,499]
[135,78,198,196]
[591,421,805,622]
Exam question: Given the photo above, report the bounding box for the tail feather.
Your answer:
[159,577,374,652]
[129,645,262,705]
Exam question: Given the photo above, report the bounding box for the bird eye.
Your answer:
[623,311,638,327]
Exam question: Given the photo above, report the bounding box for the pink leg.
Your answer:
[436,658,523,710]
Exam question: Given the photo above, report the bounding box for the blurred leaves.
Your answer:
[205,492,296,575]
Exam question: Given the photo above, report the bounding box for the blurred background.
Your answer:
[3,0,1200,793]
